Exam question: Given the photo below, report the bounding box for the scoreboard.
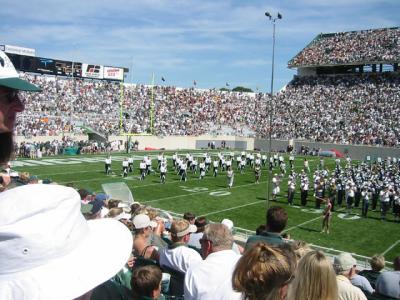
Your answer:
[6,53,125,81]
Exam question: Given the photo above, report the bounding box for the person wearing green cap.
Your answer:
[0,50,41,187]
[0,51,41,164]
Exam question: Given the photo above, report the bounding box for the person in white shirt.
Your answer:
[227,167,234,188]
[184,223,241,300]
[180,162,188,182]
[213,159,219,177]
[160,163,167,184]
[105,156,112,175]
[128,156,134,173]
[159,220,201,274]
[145,156,152,175]
[379,186,391,220]
[334,252,368,300]
[122,158,129,177]
[139,160,147,180]
[199,161,206,179]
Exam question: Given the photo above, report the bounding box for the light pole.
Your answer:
[265,11,282,210]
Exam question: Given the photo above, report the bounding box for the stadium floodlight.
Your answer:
[265,12,282,210]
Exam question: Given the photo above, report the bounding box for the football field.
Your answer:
[12,150,400,264]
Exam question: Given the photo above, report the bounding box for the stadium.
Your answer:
[1,8,400,300]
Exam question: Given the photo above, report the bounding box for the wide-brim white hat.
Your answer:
[0,184,133,300]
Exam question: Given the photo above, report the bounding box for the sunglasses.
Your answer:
[0,90,21,104]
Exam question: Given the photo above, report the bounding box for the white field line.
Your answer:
[381,240,400,256]
[285,215,323,232]
[142,181,263,204]
[202,200,265,217]
[285,208,346,232]
[35,169,104,176]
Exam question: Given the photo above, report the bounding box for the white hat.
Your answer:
[0,51,41,91]
[334,252,357,272]
[0,184,132,300]
[221,219,234,231]
[133,214,157,229]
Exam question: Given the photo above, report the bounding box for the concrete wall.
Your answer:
[254,138,400,160]
[108,135,254,151]
[15,134,400,160]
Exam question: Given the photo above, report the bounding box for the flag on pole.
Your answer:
[161,77,165,82]
[193,80,197,86]
[226,82,230,87]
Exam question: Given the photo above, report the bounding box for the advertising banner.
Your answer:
[4,45,36,57]
[82,63,104,79]
[103,66,124,81]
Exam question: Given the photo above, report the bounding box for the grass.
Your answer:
[12,150,400,263]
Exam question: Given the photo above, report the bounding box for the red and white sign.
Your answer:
[103,66,124,81]
[82,63,104,79]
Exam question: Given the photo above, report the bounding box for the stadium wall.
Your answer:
[16,134,400,160]
[108,135,254,151]
[254,139,400,160]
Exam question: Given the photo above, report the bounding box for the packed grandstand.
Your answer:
[13,27,400,149]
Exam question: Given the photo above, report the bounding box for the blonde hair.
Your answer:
[287,250,338,300]
[370,254,385,272]
[232,243,296,300]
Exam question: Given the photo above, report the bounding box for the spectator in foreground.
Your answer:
[229,242,296,300]
[131,265,163,300]
[333,252,368,300]
[159,219,202,273]
[358,254,386,289]
[132,214,160,262]
[0,50,41,187]
[184,223,241,300]
[375,256,400,299]
[0,184,132,299]
[245,206,288,250]
[287,250,338,300]
[188,216,208,250]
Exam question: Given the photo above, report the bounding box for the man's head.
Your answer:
[266,206,288,233]
[183,212,196,224]
[170,219,197,243]
[333,252,357,277]
[131,265,162,299]
[200,223,233,259]
[0,51,40,163]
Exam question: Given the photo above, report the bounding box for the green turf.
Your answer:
[12,150,400,262]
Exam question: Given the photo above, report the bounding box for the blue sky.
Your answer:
[1,0,398,92]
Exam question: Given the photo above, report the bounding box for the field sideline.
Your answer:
[11,150,400,263]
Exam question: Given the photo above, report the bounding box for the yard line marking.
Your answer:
[141,181,264,204]
[285,208,346,232]
[285,215,323,232]
[381,240,400,256]
[202,201,265,217]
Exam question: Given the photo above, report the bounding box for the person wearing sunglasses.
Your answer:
[0,50,41,187]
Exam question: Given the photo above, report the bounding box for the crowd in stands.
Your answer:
[288,27,400,67]
[16,71,400,147]
[7,179,399,300]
